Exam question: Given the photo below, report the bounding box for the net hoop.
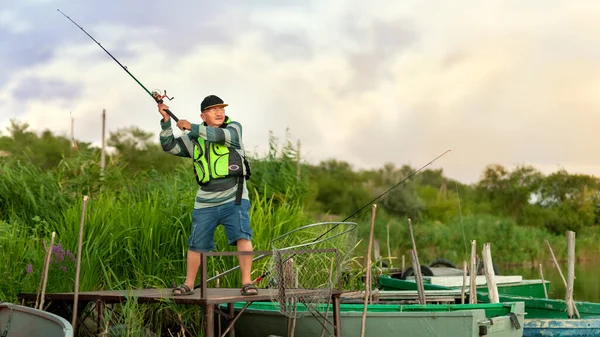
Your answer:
[269,221,357,251]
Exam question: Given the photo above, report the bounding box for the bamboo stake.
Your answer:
[386,222,392,268]
[35,240,49,310]
[482,243,499,303]
[545,238,580,318]
[545,239,567,286]
[70,111,79,151]
[360,204,377,337]
[72,195,89,329]
[402,255,405,274]
[411,250,426,304]
[469,240,477,304]
[407,219,426,304]
[566,231,578,319]
[461,261,467,304]
[539,264,548,299]
[39,231,56,310]
[100,109,106,176]
[296,139,301,180]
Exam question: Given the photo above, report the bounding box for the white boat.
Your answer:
[0,302,73,337]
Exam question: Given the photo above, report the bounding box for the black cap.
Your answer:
[201,95,228,112]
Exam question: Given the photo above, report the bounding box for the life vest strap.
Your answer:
[235,175,244,205]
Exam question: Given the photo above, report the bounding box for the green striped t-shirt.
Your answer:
[159,118,249,209]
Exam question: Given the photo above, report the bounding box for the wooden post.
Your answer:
[373,239,381,268]
[72,196,90,330]
[35,240,49,310]
[482,243,499,303]
[402,255,405,274]
[283,258,298,337]
[566,231,578,318]
[39,232,56,310]
[407,219,426,304]
[333,295,342,337]
[203,304,215,337]
[539,264,548,299]
[360,204,377,337]
[461,261,467,304]
[411,250,426,304]
[100,109,106,176]
[407,219,420,270]
[70,111,78,151]
[469,240,477,304]
[546,238,580,318]
[386,222,392,268]
[295,139,301,180]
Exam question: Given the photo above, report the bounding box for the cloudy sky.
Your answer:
[2,0,599,184]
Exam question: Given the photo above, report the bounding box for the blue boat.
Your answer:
[523,318,600,337]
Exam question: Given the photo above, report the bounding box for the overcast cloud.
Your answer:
[2,0,599,184]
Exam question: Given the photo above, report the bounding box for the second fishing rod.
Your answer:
[197,149,451,288]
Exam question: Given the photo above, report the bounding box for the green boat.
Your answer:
[218,301,525,337]
[378,274,550,298]
[0,302,73,337]
[477,292,600,320]
[378,275,600,319]
[378,274,600,336]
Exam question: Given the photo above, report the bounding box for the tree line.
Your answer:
[1,118,599,235]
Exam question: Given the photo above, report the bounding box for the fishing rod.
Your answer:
[57,10,452,288]
[57,9,178,122]
[196,149,451,288]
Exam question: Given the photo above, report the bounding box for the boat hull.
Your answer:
[0,302,73,337]
[218,301,525,337]
[477,293,600,320]
[379,274,550,298]
[522,318,600,337]
[378,274,600,337]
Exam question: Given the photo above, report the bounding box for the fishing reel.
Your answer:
[151,89,174,103]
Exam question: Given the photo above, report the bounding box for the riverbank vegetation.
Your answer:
[1,119,599,335]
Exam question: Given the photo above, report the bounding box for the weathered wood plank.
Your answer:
[19,287,343,305]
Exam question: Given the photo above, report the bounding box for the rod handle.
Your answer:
[165,109,179,122]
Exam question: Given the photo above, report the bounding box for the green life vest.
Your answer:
[192,118,249,187]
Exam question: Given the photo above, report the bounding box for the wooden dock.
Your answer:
[18,287,344,337]
[17,249,344,337]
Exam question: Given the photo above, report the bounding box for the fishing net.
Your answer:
[266,222,358,319]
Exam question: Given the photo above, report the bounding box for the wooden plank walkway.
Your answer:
[19,287,343,337]
[17,248,345,337]
[18,287,343,305]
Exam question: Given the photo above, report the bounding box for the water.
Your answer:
[503,260,600,303]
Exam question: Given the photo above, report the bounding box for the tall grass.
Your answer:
[1,155,328,287]
[2,152,599,335]
[1,155,329,334]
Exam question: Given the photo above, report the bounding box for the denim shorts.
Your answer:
[188,199,252,252]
